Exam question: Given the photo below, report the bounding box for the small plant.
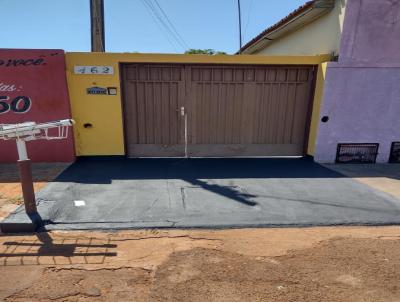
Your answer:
[7,196,24,205]
[184,49,227,55]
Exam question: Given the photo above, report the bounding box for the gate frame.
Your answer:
[119,57,324,158]
[302,65,318,155]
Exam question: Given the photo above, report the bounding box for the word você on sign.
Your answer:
[0,58,45,67]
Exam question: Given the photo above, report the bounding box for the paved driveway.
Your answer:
[5,157,400,230]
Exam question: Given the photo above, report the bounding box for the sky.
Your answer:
[1,0,307,54]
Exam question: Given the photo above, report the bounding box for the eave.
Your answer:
[240,0,335,54]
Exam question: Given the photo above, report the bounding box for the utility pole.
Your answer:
[237,0,243,54]
[90,0,105,52]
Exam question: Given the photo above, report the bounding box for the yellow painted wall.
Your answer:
[66,54,125,156]
[307,63,328,156]
[254,0,347,56]
[65,52,331,156]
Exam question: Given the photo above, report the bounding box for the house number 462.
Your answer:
[0,96,32,114]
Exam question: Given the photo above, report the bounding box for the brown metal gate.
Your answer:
[122,64,315,157]
[122,65,186,157]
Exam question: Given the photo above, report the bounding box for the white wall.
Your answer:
[254,0,346,56]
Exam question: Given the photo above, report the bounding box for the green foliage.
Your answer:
[184,49,227,55]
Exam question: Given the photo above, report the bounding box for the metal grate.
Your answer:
[389,142,400,163]
[336,143,379,164]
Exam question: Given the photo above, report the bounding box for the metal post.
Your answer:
[16,139,28,160]
[16,140,37,215]
[237,0,243,54]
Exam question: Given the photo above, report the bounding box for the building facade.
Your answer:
[315,0,400,163]
[240,0,347,57]
[1,0,398,164]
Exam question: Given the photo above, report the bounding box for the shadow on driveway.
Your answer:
[56,157,346,184]
[53,157,343,208]
[4,157,400,230]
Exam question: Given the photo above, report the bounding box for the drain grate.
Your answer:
[389,142,400,163]
[336,143,379,164]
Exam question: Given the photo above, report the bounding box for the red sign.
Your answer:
[0,49,75,163]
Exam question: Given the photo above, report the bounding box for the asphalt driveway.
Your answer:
[4,157,400,230]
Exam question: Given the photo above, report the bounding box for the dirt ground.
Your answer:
[0,227,400,301]
[0,163,69,221]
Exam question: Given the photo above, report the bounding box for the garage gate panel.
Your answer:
[122,65,186,157]
[122,64,315,157]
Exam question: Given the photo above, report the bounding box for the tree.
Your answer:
[184,49,227,55]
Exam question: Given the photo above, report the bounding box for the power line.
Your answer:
[140,0,180,51]
[148,0,187,50]
[243,0,254,40]
[141,0,187,51]
[141,0,179,50]
[145,0,185,49]
[153,0,189,49]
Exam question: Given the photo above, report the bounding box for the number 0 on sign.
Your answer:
[74,66,114,75]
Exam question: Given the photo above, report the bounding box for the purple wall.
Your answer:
[315,0,400,163]
[339,0,400,65]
